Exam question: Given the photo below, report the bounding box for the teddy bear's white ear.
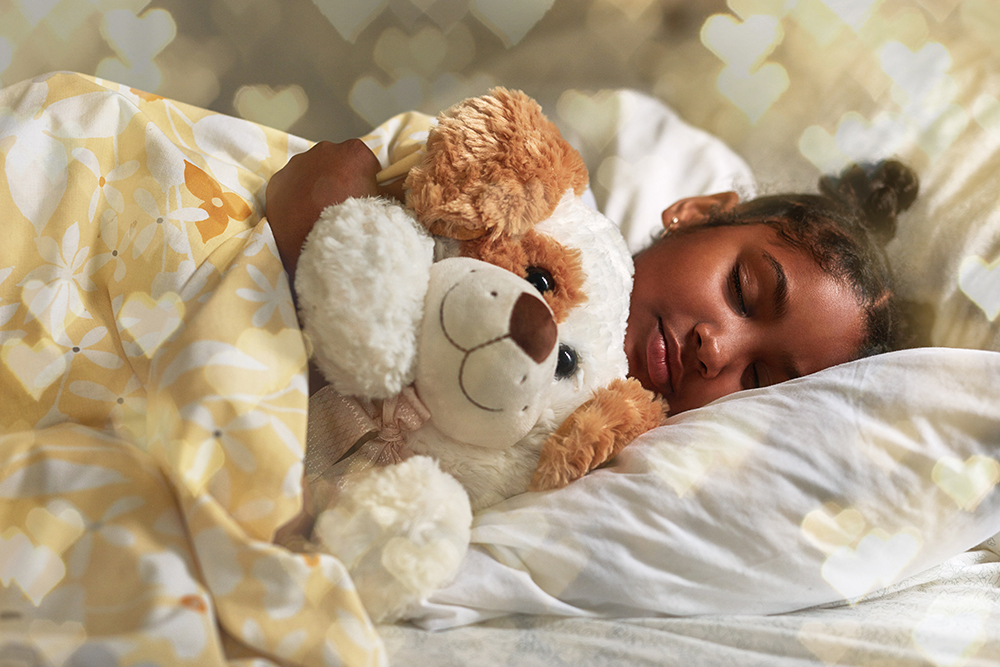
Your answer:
[529,378,666,492]
[296,197,435,398]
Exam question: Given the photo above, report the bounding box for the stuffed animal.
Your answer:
[286,89,665,622]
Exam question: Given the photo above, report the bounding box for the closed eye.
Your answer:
[733,263,761,388]
[731,264,748,316]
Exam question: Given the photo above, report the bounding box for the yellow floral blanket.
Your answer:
[0,72,385,666]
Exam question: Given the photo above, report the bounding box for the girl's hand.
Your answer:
[266,139,382,280]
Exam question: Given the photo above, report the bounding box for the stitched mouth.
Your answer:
[439,282,510,413]
[458,349,505,412]
[438,277,555,414]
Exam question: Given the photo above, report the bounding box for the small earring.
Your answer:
[656,216,680,240]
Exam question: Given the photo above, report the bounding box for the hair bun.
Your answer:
[818,160,919,243]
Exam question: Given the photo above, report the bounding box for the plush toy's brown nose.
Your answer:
[509,292,557,364]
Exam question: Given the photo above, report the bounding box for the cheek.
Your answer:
[633,246,712,314]
[627,268,661,335]
[631,262,676,315]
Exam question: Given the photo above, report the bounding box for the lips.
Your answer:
[645,319,673,395]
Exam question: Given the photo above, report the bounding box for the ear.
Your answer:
[405,89,589,240]
[660,191,739,233]
[529,378,666,492]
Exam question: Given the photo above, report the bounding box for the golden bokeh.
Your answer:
[0,0,993,193]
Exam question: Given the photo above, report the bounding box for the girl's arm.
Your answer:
[265,139,385,283]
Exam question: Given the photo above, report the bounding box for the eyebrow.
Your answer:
[761,249,789,318]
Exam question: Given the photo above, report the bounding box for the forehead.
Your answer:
[754,227,866,373]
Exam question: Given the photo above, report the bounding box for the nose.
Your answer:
[509,292,557,363]
[694,321,733,379]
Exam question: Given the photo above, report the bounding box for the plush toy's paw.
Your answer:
[405,88,589,241]
[313,456,472,623]
[530,378,666,492]
[296,197,435,398]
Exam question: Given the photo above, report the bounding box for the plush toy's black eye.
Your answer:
[525,267,555,294]
[555,344,579,380]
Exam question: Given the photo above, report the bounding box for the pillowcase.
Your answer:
[411,347,1000,629]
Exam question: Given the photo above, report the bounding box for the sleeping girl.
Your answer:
[265,137,919,416]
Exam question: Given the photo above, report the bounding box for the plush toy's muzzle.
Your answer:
[416,256,559,450]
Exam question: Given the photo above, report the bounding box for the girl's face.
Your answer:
[625,204,865,416]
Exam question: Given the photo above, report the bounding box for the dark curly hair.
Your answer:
[702,160,919,358]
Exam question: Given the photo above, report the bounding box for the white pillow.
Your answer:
[411,347,1000,629]
[552,89,757,254]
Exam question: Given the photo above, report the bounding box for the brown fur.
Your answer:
[461,230,587,323]
[529,378,667,492]
[405,88,589,240]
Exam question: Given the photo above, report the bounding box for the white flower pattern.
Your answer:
[19,222,107,339]
[69,373,146,434]
[63,496,143,578]
[94,209,137,282]
[236,265,296,328]
[181,403,269,475]
[133,186,203,260]
[53,326,123,371]
[1,72,383,667]
[71,147,139,222]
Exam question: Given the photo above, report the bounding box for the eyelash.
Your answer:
[730,264,748,316]
[731,263,761,388]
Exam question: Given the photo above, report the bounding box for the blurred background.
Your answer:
[1,0,998,192]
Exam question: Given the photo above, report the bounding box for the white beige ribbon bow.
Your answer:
[303,384,431,487]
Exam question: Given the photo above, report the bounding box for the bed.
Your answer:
[2,3,1000,665]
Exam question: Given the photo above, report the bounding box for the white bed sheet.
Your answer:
[381,545,1000,666]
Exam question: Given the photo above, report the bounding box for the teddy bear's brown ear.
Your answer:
[528,378,666,492]
[405,88,589,241]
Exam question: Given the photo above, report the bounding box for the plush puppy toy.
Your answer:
[288,89,664,622]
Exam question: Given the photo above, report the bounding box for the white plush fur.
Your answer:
[312,456,471,623]
[296,197,434,399]
[536,194,633,420]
